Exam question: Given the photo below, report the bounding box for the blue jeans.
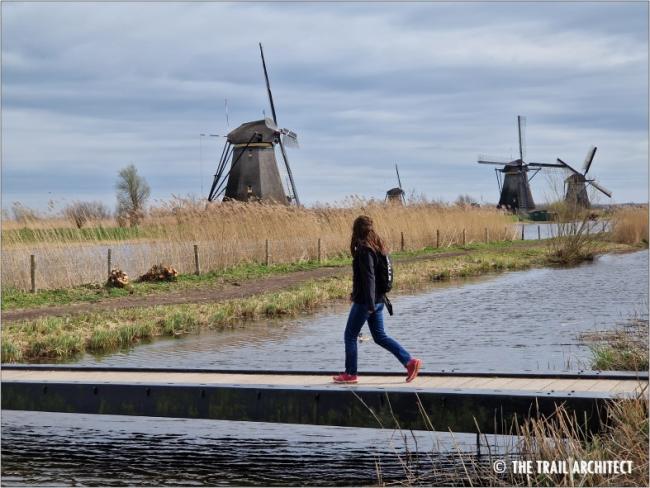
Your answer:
[344,302,411,375]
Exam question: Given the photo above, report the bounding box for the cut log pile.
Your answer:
[107,268,129,288]
[138,264,178,282]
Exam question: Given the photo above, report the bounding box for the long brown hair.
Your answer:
[350,215,388,256]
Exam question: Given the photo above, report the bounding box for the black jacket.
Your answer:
[351,246,384,311]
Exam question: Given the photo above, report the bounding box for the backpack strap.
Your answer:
[384,296,394,316]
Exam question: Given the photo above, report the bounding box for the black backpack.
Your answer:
[376,252,393,294]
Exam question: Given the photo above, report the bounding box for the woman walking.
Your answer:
[333,216,422,384]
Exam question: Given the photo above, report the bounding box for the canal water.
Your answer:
[2,250,647,486]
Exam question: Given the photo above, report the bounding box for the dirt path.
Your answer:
[2,246,536,323]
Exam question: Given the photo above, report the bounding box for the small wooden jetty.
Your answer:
[2,366,646,435]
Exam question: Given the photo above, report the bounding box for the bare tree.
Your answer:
[115,164,150,227]
[455,194,478,207]
[64,201,112,228]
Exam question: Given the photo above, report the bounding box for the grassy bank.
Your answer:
[2,239,540,311]
[1,239,637,363]
[583,316,649,371]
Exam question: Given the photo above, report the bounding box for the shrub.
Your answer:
[64,201,111,228]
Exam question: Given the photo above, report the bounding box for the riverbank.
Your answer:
[1,239,641,363]
[2,240,531,312]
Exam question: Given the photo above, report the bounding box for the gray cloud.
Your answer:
[2,1,647,212]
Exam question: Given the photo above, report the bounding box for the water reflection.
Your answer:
[2,411,504,487]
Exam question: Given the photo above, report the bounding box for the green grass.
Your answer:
[589,318,649,371]
[3,225,148,244]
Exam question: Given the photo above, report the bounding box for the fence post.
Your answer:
[586,224,590,236]
[400,232,405,252]
[317,238,322,263]
[462,229,466,246]
[436,229,440,248]
[265,239,270,266]
[602,221,606,233]
[30,254,36,293]
[484,227,488,243]
[521,225,525,240]
[537,225,541,240]
[505,226,508,241]
[107,248,112,277]
[193,244,200,275]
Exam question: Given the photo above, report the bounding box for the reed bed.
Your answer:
[514,393,648,487]
[610,206,649,245]
[2,200,514,290]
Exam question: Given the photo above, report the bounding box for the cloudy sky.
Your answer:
[2,1,648,212]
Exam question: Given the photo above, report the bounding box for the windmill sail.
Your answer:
[259,43,301,206]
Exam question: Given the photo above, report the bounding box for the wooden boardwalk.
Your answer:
[2,369,644,396]
[2,366,647,434]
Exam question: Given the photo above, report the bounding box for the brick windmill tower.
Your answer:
[208,44,300,205]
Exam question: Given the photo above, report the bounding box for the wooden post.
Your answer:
[317,238,322,263]
[505,226,508,241]
[484,227,488,243]
[265,239,270,266]
[436,229,440,248]
[107,248,112,276]
[537,225,541,240]
[400,231,405,252]
[462,229,466,246]
[521,225,525,240]
[586,224,590,236]
[193,244,200,275]
[30,254,36,293]
[602,221,606,233]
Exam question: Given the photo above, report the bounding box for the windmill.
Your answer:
[208,44,300,205]
[478,115,565,212]
[557,146,612,208]
[385,164,406,204]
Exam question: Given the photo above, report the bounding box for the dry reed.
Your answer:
[515,393,648,487]
[610,206,649,245]
[2,199,514,290]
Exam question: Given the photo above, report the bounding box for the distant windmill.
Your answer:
[385,164,406,204]
[208,44,300,205]
[478,115,565,212]
[557,146,612,208]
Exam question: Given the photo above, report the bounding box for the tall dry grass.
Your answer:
[515,394,649,487]
[2,199,515,290]
[610,206,649,245]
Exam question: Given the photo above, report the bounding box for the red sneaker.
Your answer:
[332,373,358,384]
[406,358,422,383]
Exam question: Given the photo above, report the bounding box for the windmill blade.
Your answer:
[556,158,582,176]
[395,164,403,189]
[588,180,612,198]
[280,128,299,148]
[478,160,510,166]
[278,139,301,206]
[528,162,569,168]
[517,115,526,162]
[582,146,597,175]
[259,43,278,125]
